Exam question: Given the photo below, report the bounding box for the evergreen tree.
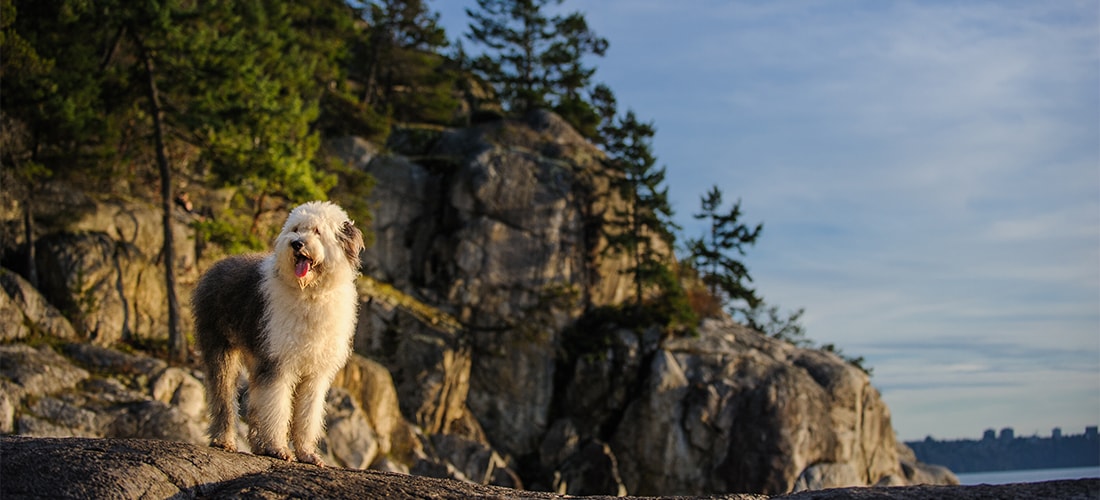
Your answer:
[743,303,809,346]
[543,12,607,137]
[602,110,678,309]
[355,0,458,124]
[686,184,763,314]
[465,0,558,113]
[2,0,356,361]
[464,0,607,133]
[589,82,618,146]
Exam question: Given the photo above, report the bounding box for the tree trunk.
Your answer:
[135,34,185,363]
[21,197,38,289]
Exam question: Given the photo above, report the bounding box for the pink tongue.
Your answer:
[295,259,311,278]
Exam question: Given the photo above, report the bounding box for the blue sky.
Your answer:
[434,1,1100,441]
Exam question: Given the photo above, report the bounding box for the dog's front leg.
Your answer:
[291,374,331,466]
[246,364,295,461]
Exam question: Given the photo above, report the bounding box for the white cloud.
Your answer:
[436,0,1099,441]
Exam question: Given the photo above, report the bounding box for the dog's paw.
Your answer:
[209,439,237,452]
[297,452,326,467]
[258,447,294,461]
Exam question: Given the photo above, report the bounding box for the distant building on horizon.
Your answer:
[908,425,1100,473]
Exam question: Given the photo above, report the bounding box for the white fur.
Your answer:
[255,201,359,464]
[194,201,363,466]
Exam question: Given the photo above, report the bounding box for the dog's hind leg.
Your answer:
[290,373,335,466]
[246,361,295,461]
[203,346,242,452]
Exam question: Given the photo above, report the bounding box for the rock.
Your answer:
[105,400,204,443]
[327,136,379,171]
[611,349,699,495]
[348,111,641,464]
[595,318,934,495]
[0,344,89,400]
[561,327,645,428]
[794,463,864,492]
[553,440,627,496]
[332,354,413,459]
[324,388,381,469]
[426,433,522,488]
[0,342,204,444]
[64,199,197,275]
[0,268,77,341]
[60,342,168,378]
[0,284,29,341]
[3,436,1098,500]
[35,232,165,345]
[27,397,100,436]
[6,195,198,347]
[151,367,205,418]
[0,391,14,434]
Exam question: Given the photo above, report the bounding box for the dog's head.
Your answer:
[274,201,364,289]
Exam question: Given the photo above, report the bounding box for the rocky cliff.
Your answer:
[1,110,955,495]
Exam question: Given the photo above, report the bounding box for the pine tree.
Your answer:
[356,0,458,124]
[543,12,607,137]
[464,0,607,131]
[465,0,559,113]
[686,184,763,314]
[602,110,679,309]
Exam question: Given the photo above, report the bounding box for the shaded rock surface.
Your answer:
[4,437,1097,500]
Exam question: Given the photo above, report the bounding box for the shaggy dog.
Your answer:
[192,201,364,466]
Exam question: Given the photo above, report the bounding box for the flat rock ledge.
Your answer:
[2,437,1096,499]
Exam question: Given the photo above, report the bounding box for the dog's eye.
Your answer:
[314,228,321,235]
[291,225,299,233]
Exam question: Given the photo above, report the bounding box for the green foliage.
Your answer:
[686,184,763,314]
[544,12,607,137]
[743,302,809,346]
[354,0,460,125]
[466,0,557,113]
[601,110,679,308]
[322,152,376,249]
[193,212,265,256]
[1,0,352,205]
[0,0,128,182]
[464,0,608,137]
[160,0,338,203]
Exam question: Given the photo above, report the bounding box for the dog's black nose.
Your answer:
[291,240,304,251]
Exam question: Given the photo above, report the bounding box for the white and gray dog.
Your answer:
[192,201,364,466]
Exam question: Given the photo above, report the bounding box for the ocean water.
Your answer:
[956,466,1100,485]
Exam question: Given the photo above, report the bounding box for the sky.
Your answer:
[433,0,1100,442]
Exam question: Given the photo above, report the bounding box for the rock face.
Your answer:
[4,437,1098,500]
[354,111,634,467]
[0,268,78,342]
[550,318,951,495]
[1,193,198,346]
[347,111,955,494]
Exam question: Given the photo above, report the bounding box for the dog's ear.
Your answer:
[339,220,365,270]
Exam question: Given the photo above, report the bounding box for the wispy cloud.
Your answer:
[434,0,1099,440]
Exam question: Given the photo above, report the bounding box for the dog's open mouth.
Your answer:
[294,255,313,278]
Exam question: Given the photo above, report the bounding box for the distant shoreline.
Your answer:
[907,427,1099,474]
[956,465,1100,486]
